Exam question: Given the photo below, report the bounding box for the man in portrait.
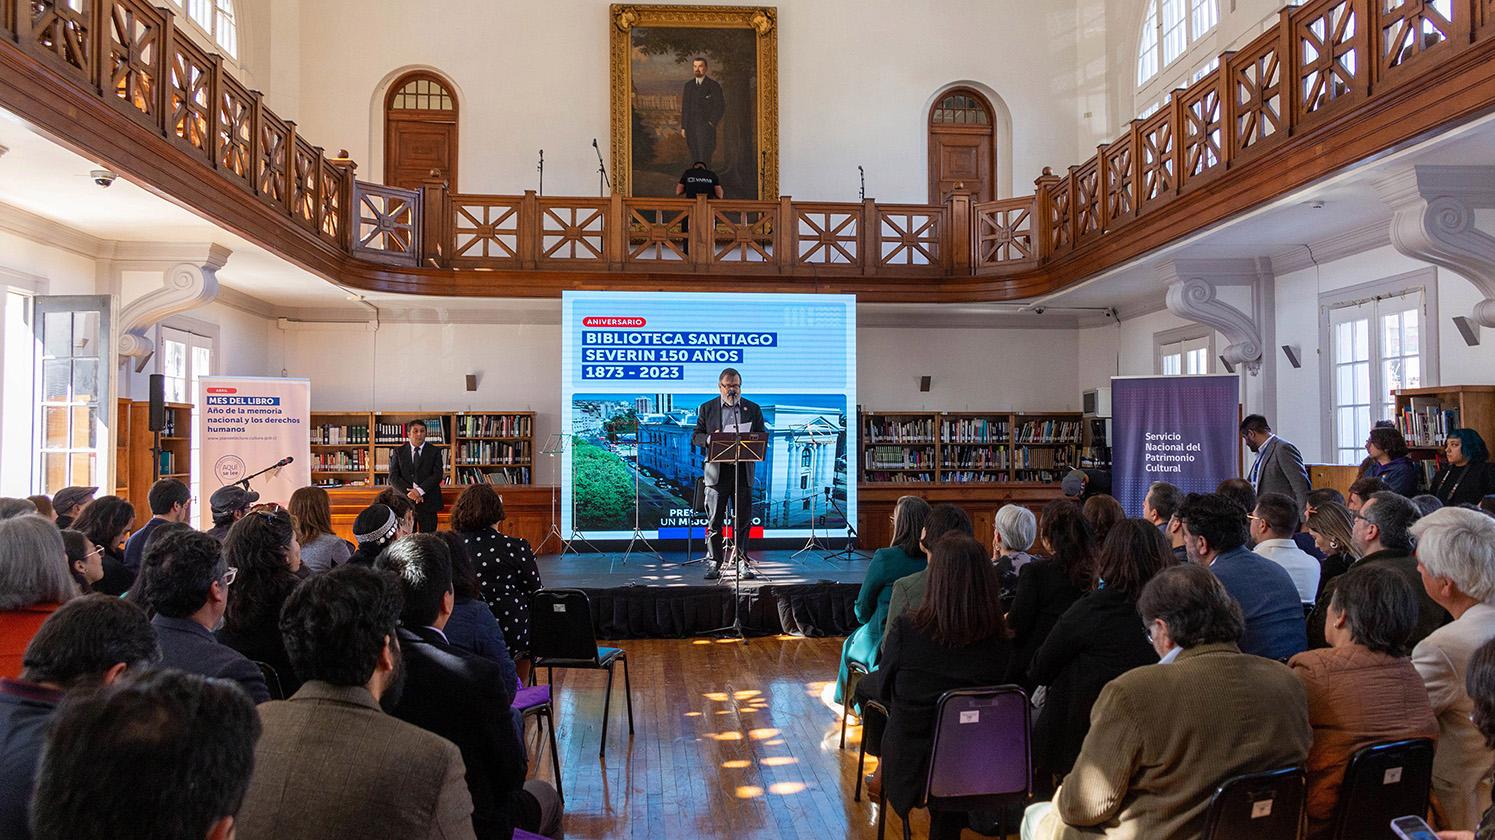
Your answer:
[680,57,725,167]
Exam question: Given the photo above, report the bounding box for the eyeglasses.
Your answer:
[86,546,105,559]
[219,567,238,587]
[1246,513,1263,522]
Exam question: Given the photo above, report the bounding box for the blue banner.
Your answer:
[1112,375,1240,516]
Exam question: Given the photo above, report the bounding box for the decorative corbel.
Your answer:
[1159,260,1265,375]
[116,243,230,370]
[1378,166,1495,328]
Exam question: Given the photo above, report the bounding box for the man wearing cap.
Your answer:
[52,486,97,529]
[205,485,259,543]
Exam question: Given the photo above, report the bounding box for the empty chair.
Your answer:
[528,588,634,757]
[1200,766,1306,840]
[1329,739,1435,840]
[877,685,1031,840]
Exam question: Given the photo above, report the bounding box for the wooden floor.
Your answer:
[523,635,1012,840]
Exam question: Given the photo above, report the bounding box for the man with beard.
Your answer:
[235,566,478,840]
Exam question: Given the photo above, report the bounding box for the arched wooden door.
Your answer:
[384,72,458,190]
[928,88,996,204]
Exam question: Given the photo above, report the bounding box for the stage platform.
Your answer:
[534,548,870,639]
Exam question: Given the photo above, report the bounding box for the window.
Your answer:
[1156,328,1213,376]
[34,297,111,495]
[167,0,239,59]
[1136,0,1220,117]
[1322,275,1436,466]
[1190,56,1219,84]
[160,326,213,512]
[1138,3,1160,83]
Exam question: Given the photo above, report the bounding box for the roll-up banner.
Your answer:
[1111,374,1240,516]
[198,376,312,527]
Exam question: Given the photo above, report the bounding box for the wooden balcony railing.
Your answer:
[4,0,1495,298]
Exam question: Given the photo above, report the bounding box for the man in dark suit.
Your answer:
[680,56,725,167]
[1241,414,1311,509]
[138,527,270,703]
[390,421,443,533]
[379,535,561,840]
[692,367,767,579]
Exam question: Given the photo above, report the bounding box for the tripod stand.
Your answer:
[791,418,838,559]
[825,488,871,561]
[620,432,660,565]
[535,434,566,556]
[702,431,767,642]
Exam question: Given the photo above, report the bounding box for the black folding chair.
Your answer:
[841,660,870,749]
[1200,766,1305,840]
[528,588,634,758]
[1329,738,1435,840]
[514,684,563,801]
[254,661,285,700]
[854,698,888,802]
[877,685,1031,840]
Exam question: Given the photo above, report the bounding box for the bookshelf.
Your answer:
[114,397,132,502]
[1393,385,1495,488]
[861,410,1083,485]
[115,400,194,523]
[309,410,535,488]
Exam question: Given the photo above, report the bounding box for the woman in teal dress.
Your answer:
[834,495,931,705]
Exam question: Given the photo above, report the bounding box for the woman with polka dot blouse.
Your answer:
[449,483,543,666]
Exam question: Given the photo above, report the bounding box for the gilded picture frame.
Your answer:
[609,4,778,199]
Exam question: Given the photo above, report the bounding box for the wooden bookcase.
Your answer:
[309,410,534,488]
[116,400,193,523]
[862,410,1083,485]
[1393,385,1495,488]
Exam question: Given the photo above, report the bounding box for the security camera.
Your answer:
[90,169,117,188]
[1033,306,1047,315]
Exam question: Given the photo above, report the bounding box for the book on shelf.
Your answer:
[1015,419,1081,444]
[158,450,176,475]
[942,417,1009,442]
[940,447,1010,469]
[944,470,1012,484]
[866,417,935,443]
[312,450,368,472]
[865,445,934,469]
[1014,468,1064,483]
[374,418,447,444]
[159,412,179,437]
[1398,398,1459,447]
[455,440,530,465]
[456,466,531,485]
[312,423,369,444]
[864,471,936,484]
[1013,446,1068,470]
[456,414,532,438]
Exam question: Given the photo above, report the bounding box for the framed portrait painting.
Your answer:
[609,5,778,200]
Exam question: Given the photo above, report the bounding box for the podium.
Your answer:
[704,431,767,642]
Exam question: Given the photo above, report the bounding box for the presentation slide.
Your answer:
[561,291,857,541]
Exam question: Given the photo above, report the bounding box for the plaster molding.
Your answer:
[0,200,112,259]
[1377,165,1495,328]
[1159,259,1266,375]
[117,246,230,361]
[1267,217,1393,275]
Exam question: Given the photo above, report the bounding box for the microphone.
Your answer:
[592,138,599,150]
[274,456,294,468]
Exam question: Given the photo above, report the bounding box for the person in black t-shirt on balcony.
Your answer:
[676,161,723,254]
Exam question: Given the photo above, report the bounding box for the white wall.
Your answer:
[234,0,1090,203]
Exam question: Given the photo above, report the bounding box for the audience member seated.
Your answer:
[435,531,520,701]
[1176,492,1306,660]
[218,509,304,697]
[1349,475,1392,513]
[347,503,407,566]
[1306,501,1360,603]
[58,529,103,593]
[993,503,1039,604]
[375,487,419,536]
[379,535,561,839]
[1289,565,1438,839]
[69,495,136,596]
[1021,564,1311,840]
[236,565,480,840]
[49,486,95,530]
[0,498,37,519]
[1430,429,1495,508]
[0,595,158,839]
[1410,507,1495,831]
[1306,488,1345,518]
[834,495,930,707]
[1440,637,1495,840]
[875,533,1013,840]
[1214,478,1257,517]
[883,504,975,641]
[1080,495,1123,546]
[1296,488,1345,560]
[25,496,53,523]
[1010,499,1093,686]
[1029,519,1176,786]
[1360,426,1420,496]
[1415,493,1446,516]
[123,478,191,574]
[289,486,353,574]
[204,485,258,543]
[1312,491,1445,649]
[30,668,260,840]
[1141,481,1182,552]
[450,484,542,658]
[138,527,269,703]
[0,515,76,679]
[1250,491,1321,605]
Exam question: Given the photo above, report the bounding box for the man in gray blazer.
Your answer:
[235,566,478,840]
[1241,414,1311,509]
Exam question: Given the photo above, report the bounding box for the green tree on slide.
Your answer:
[573,437,634,528]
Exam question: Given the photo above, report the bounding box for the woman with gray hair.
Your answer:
[834,495,931,706]
[0,514,77,678]
[1409,506,1495,831]
[994,503,1037,600]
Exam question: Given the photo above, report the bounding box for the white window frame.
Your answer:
[1135,0,1221,119]
[163,0,241,61]
[158,322,216,511]
[1154,325,1215,376]
[1318,268,1440,466]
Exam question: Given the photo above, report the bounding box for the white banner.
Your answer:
[198,376,311,527]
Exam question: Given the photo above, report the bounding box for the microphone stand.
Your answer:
[592,139,610,197]
[537,149,545,195]
[858,165,865,201]
[235,458,289,492]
